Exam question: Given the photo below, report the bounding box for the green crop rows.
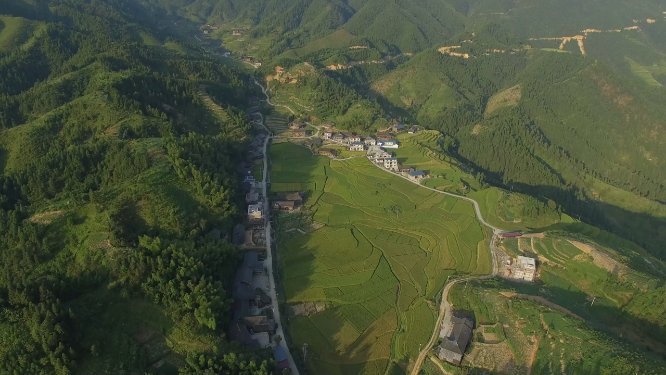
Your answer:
[271,142,490,375]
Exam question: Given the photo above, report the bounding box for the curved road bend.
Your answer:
[362,161,504,375]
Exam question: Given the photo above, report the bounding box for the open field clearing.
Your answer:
[271,142,490,375]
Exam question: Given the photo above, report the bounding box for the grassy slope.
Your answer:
[271,142,490,375]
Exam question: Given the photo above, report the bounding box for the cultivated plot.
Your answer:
[271,142,490,375]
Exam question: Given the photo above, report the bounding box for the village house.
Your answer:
[408,126,420,134]
[349,142,366,152]
[248,203,263,220]
[347,135,361,144]
[323,131,333,139]
[322,122,335,129]
[332,133,345,142]
[293,130,311,137]
[408,170,427,182]
[380,140,400,148]
[274,192,303,211]
[376,132,394,140]
[304,138,322,148]
[232,30,244,36]
[392,124,406,132]
[398,165,413,173]
[289,121,307,130]
[363,136,377,146]
[510,256,537,281]
[318,148,338,157]
[228,322,260,348]
[436,313,473,365]
[242,316,276,334]
[273,200,295,210]
[384,157,398,171]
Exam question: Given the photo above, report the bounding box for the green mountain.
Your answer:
[0,1,280,374]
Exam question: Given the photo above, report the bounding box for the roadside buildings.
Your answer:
[384,157,398,171]
[398,165,413,173]
[436,313,473,365]
[408,170,427,182]
[323,131,333,139]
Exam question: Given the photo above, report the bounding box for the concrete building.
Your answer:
[380,140,400,148]
[349,142,366,151]
[347,135,361,144]
[511,256,537,281]
[363,136,377,146]
[384,157,398,171]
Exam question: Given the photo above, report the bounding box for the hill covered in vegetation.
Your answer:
[0,1,281,374]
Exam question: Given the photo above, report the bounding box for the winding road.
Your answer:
[361,161,504,375]
[253,79,506,375]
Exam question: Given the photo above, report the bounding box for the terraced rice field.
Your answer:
[271,142,491,375]
[264,109,290,135]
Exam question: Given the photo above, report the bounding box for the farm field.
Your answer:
[448,280,666,375]
[394,131,561,231]
[270,142,491,375]
[498,233,666,357]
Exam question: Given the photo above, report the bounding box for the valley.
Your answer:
[1,0,666,375]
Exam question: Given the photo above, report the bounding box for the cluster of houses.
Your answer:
[322,131,400,151]
[367,146,428,182]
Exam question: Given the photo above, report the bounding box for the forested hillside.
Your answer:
[0,1,279,374]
